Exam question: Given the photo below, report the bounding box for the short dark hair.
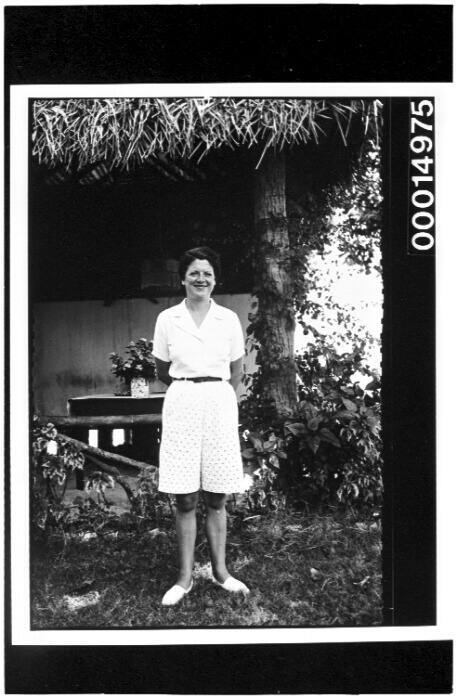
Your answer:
[178,246,221,280]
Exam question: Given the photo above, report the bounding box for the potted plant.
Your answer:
[109,338,157,397]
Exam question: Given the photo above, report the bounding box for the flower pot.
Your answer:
[130,376,149,398]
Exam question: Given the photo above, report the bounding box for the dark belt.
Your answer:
[173,376,223,383]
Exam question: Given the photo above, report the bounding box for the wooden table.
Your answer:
[68,394,165,417]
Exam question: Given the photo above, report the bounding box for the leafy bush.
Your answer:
[290,339,382,506]
[31,417,85,534]
[239,429,287,513]
[239,340,382,510]
[129,466,171,529]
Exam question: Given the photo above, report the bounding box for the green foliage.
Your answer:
[291,141,382,328]
[240,364,287,428]
[31,417,85,534]
[286,142,383,506]
[239,430,287,513]
[329,142,382,272]
[129,466,171,529]
[290,339,382,506]
[240,341,383,510]
[240,339,383,509]
[109,338,157,382]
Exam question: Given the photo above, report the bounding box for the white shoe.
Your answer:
[213,576,250,595]
[161,580,193,606]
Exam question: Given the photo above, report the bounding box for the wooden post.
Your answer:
[97,427,113,453]
[131,425,157,465]
[67,427,89,490]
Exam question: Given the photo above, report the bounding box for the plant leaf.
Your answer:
[247,432,263,450]
[241,448,256,460]
[262,440,277,452]
[307,435,321,453]
[335,409,355,420]
[269,454,280,469]
[284,422,306,437]
[319,428,341,447]
[307,416,322,432]
[341,398,357,412]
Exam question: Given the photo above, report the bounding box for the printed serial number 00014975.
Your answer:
[410,99,435,252]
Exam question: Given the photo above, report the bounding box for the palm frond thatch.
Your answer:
[32,97,382,172]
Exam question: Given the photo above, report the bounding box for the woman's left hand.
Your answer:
[229,357,243,392]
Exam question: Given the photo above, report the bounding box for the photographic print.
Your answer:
[29,96,384,630]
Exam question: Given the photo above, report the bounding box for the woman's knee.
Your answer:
[204,492,227,512]
[176,492,199,513]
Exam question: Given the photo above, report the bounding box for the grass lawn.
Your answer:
[31,506,382,628]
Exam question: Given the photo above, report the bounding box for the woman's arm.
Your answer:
[154,357,173,386]
[229,357,244,391]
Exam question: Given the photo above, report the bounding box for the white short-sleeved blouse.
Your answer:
[153,298,245,380]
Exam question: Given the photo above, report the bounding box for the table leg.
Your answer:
[131,425,159,465]
[70,427,89,490]
[97,427,113,452]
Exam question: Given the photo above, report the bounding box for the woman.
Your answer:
[153,246,249,606]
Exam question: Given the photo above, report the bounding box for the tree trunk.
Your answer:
[253,149,297,416]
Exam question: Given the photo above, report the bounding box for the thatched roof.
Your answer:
[32,97,382,172]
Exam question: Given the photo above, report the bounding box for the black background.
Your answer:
[4,4,451,694]
[5,5,452,84]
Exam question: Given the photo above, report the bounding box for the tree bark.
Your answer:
[253,149,298,416]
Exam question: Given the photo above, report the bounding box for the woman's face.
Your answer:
[182,258,216,301]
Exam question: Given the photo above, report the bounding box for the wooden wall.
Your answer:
[32,294,256,416]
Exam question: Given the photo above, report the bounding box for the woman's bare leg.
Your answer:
[203,491,229,583]
[175,492,199,588]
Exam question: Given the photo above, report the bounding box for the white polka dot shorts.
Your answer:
[158,380,245,494]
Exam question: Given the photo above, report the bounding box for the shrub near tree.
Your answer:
[239,347,382,511]
[291,342,382,507]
